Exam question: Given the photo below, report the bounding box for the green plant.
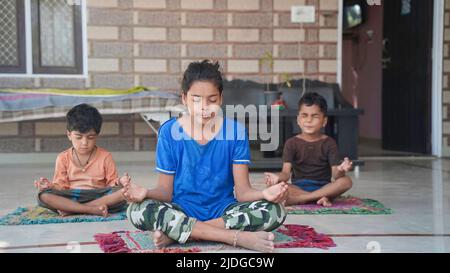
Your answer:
[259,51,292,90]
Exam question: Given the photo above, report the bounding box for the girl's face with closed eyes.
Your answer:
[182,81,223,125]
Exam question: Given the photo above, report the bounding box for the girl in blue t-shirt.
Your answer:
[121,60,288,253]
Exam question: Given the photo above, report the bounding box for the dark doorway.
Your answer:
[382,0,433,154]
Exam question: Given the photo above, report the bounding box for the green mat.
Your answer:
[0,206,127,225]
[286,196,393,215]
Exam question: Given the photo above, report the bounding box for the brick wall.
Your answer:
[0,114,157,153]
[0,0,339,152]
[0,0,340,90]
[85,0,339,88]
[444,0,450,156]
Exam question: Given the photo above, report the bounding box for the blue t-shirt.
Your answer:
[155,117,251,221]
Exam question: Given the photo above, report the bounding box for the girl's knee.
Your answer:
[265,202,287,231]
[223,201,286,231]
[126,199,186,232]
[127,200,194,243]
[126,200,157,230]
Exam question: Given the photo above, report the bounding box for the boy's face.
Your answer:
[67,129,98,155]
[297,104,327,135]
[182,81,222,125]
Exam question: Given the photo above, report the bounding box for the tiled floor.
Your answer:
[0,153,449,253]
[358,139,424,157]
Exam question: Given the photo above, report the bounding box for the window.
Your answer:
[0,0,85,75]
[0,0,26,73]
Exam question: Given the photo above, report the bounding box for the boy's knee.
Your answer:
[39,192,53,202]
[335,175,353,191]
[37,192,59,211]
[339,176,353,190]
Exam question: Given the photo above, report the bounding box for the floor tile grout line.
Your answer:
[3,234,450,250]
[1,241,98,250]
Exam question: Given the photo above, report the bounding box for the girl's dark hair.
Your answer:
[298,92,328,116]
[181,60,223,95]
[66,104,103,134]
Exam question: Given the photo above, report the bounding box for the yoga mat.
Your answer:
[286,196,393,215]
[0,206,127,225]
[94,224,336,253]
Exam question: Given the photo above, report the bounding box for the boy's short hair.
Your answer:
[298,92,328,116]
[181,60,223,95]
[66,104,103,134]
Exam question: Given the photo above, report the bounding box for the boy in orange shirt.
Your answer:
[34,104,129,217]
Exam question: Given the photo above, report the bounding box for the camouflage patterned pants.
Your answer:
[126,199,286,244]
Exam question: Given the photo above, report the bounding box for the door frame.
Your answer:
[337,0,444,157]
[337,0,343,87]
[432,0,444,157]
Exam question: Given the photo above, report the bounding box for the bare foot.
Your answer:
[122,182,148,203]
[234,231,275,253]
[286,193,311,206]
[317,197,332,207]
[153,230,175,249]
[56,205,108,217]
[57,210,73,217]
[88,205,109,217]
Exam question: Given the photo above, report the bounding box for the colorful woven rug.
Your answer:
[286,196,393,215]
[94,224,336,253]
[0,206,127,225]
[0,87,181,123]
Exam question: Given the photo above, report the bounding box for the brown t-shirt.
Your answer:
[282,135,342,182]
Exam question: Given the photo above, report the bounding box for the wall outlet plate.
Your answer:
[291,6,315,23]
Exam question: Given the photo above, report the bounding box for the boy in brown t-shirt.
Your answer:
[265,93,353,207]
